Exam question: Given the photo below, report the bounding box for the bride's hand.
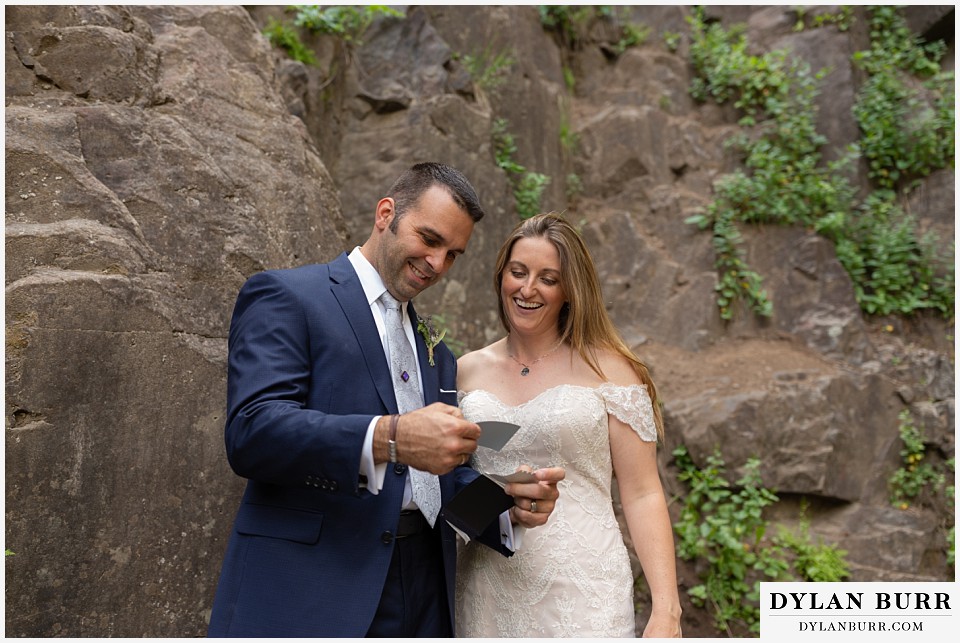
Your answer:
[642,610,682,638]
[505,465,565,528]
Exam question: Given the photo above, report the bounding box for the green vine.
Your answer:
[291,5,402,44]
[538,5,649,58]
[792,6,854,33]
[685,6,954,321]
[853,6,954,190]
[773,500,850,583]
[262,17,318,66]
[262,6,402,69]
[662,30,681,52]
[455,45,515,93]
[889,409,951,507]
[538,6,606,49]
[493,118,550,220]
[673,446,849,636]
[887,408,955,570]
[610,21,651,56]
[832,191,954,316]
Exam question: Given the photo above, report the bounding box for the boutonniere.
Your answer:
[416,315,446,366]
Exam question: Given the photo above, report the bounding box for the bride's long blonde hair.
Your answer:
[493,212,664,439]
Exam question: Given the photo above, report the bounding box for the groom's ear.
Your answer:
[374,197,396,231]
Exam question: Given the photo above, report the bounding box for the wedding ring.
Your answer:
[530,500,538,513]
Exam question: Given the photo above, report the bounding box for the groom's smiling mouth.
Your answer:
[409,261,434,282]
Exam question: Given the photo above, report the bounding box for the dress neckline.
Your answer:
[459,382,645,410]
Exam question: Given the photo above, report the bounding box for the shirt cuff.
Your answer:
[448,511,523,551]
[499,511,524,551]
[360,415,387,494]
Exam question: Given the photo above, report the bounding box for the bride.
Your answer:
[455,213,682,638]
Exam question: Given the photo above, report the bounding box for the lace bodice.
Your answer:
[455,383,655,638]
[457,383,657,441]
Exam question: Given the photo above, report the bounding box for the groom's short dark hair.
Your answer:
[387,162,485,230]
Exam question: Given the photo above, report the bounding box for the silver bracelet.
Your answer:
[388,414,399,463]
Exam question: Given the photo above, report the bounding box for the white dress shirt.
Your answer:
[348,248,518,548]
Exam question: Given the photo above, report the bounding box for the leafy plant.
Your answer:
[684,5,953,321]
[292,5,402,44]
[948,523,956,567]
[792,6,854,33]
[559,114,579,154]
[773,501,849,582]
[565,172,583,202]
[514,172,551,220]
[673,446,851,635]
[662,30,681,52]
[611,21,651,56]
[673,446,788,635]
[537,5,600,49]
[887,410,954,570]
[852,6,954,190]
[834,192,954,316]
[562,65,576,92]
[539,5,648,58]
[889,409,947,508]
[686,208,772,320]
[457,46,515,93]
[685,8,842,319]
[262,16,318,66]
[492,118,550,219]
[262,5,403,86]
[493,118,524,174]
[944,472,957,569]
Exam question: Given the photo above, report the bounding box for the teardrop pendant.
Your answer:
[520,367,530,376]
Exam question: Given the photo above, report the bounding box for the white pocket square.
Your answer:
[440,388,457,394]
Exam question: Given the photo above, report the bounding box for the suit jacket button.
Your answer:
[381,531,394,544]
[393,464,406,474]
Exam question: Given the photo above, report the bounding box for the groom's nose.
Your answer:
[424,249,445,275]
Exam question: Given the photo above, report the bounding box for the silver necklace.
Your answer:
[507,338,563,376]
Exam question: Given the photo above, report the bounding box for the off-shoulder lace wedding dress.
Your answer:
[455,383,658,638]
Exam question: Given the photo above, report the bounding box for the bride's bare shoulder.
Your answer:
[595,347,644,388]
[457,338,507,389]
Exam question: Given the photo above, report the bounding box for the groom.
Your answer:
[208,162,563,637]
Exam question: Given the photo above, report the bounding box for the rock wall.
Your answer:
[5,5,954,637]
[5,5,345,636]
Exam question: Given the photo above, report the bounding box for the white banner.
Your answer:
[760,582,958,640]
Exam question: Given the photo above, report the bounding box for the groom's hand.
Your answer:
[375,403,480,475]
[505,465,565,528]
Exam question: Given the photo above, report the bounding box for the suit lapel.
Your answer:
[328,254,398,414]
[408,301,439,405]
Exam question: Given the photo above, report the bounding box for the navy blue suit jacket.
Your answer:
[208,253,502,637]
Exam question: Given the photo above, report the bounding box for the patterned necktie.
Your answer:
[379,290,441,527]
